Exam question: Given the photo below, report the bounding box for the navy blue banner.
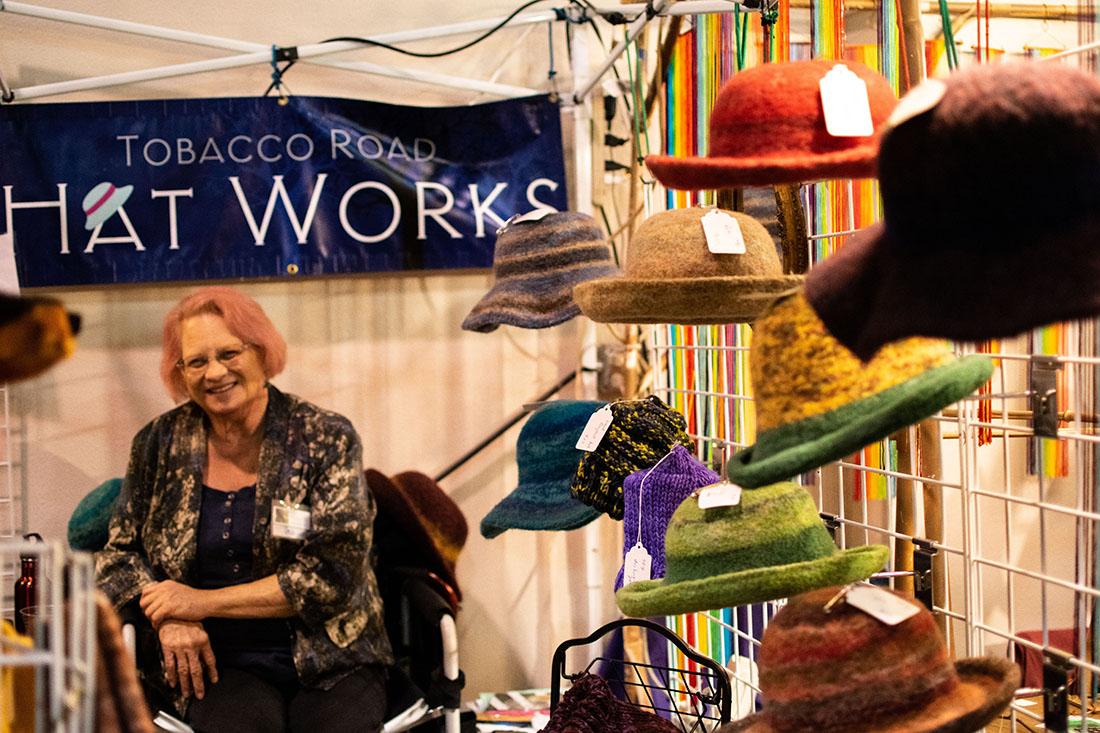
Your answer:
[0,94,567,286]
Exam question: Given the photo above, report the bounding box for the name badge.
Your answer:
[272,500,311,540]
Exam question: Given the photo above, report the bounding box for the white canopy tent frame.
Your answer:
[0,1,749,102]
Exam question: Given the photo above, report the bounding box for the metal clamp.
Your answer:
[913,539,938,611]
[1030,356,1062,439]
[819,512,841,542]
[1043,652,1072,732]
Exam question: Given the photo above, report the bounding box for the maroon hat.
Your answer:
[805,63,1100,361]
[645,59,897,189]
[545,674,680,733]
[365,470,468,599]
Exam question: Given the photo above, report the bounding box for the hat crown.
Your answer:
[708,60,897,163]
[662,482,839,583]
[490,212,611,278]
[750,293,953,434]
[623,208,783,279]
[516,400,607,485]
[757,586,959,732]
[879,63,1100,250]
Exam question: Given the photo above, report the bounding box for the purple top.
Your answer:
[615,446,719,590]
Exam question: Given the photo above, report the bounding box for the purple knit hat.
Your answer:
[616,446,719,591]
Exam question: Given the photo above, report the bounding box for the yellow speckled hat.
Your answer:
[727,291,993,488]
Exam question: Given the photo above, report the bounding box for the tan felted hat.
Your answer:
[573,207,802,325]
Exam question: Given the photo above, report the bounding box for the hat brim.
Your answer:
[804,220,1100,361]
[85,185,134,230]
[645,146,877,190]
[615,544,887,617]
[462,263,620,333]
[728,355,992,489]
[480,485,603,539]
[720,657,1019,733]
[365,469,461,595]
[574,276,804,325]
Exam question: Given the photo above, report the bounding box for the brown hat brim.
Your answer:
[574,275,804,325]
[644,145,878,190]
[720,657,1019,733]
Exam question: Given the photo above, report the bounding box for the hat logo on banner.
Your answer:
[82,182,134,231]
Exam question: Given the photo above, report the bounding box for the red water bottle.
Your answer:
[13,532,42,635]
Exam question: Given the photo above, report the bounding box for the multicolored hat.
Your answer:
[462,212,619,333]
[727,292,992,489]
[82,182,133,231]
[719,586,1019,733]
[365,470,468,598]
[616,446,718,591]
[571,396,692,521]
[573,208,803,325]
[615,482,888,617]
[645,60,897,190]
[804,63,1100,360]
[480,400,606,539]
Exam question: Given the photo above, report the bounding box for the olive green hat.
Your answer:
[615,482,888,617]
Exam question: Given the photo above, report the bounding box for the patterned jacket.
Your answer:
[95,385,393,711]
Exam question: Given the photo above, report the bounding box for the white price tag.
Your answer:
[887,78,947,130]
[0,232,19,296]
[576,405,614,452]
[497,208,557,235]
[700,210,746,255]
[271,502,312,540]
[697,482,742,510]
[844,584,921,626]
[819,64,875,138]
[623,543,653,586]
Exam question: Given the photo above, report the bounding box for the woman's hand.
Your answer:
[140,580,210,627]
[158,620,219,700]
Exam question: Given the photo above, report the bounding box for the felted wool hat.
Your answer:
[615,446,718,591]
[480,400,606,539]
[718,585,1020,733]
[804,63,1100,361]
[365,470,468,598]
[462,212,619,332]
[727,292,992,489]
[544,674,681,733]
[615,482,888,617]
[645,59,897,189]
[573,208,803,325]
[68,478,122,552]
[571,396,693,520]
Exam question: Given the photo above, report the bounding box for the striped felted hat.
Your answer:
[615,482,888,617]
[571,396,693,520]
[480,400,606,539]
[616,446,718,590]
[719,586,1019,733]
[573,207,803,325]
[366,470,468,599]
[462,212,619,333]
[727,291,992,489]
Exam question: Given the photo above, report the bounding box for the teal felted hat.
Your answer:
[615,482,888,617]
[480,400,606,539]
[68,478,123,551]
[727,292,993,488]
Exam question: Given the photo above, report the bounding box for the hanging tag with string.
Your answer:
[819,64,874,137]
[623,448,677,586]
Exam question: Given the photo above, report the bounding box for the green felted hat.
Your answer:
[68,478,123,551]
[615,482,888,617]
[727,292,993,488]
[573,207,803,325]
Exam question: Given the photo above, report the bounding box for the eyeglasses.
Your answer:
[176,343,253,377]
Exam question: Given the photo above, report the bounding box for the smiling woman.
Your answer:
[95,286,393,733]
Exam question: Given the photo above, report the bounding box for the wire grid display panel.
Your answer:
[648,289,1100,730]
[0,386,15,617]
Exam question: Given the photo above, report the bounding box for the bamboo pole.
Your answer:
[919,419,949,637]
[774,185,810,275]
[789,0,1086,20]
[894,429,917,594]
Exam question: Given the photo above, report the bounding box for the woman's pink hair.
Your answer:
[160,286,287,402]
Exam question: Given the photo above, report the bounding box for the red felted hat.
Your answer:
[646,59,897,189]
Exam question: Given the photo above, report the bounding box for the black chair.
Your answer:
[550,618,732,733]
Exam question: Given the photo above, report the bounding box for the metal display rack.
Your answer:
[0,540,97,733]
